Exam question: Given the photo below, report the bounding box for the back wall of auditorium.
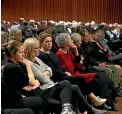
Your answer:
[1,0,122,23]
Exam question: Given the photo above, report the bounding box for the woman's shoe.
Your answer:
[61,103,76,114]
[94,103,112,111]
[93,96,106,106]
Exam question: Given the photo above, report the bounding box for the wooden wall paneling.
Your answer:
[1,0,122,23]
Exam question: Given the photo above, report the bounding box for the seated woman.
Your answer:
[37,32,112,107]
[2,43,45,113]
[3,40,76,114]
[23,38,106,114]
[55,33,118,101]
[2,73,44,114]
[55,33,97,81]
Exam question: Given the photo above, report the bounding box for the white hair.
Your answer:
[71,33,81,42]
[55,33,68,47]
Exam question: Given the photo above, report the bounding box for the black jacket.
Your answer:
[38,51,67,82]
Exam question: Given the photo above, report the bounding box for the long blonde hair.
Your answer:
[23,38,39,61]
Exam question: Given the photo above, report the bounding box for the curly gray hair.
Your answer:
[55,33,69,48]
[9,29,22,41]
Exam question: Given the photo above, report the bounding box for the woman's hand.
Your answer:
[23,86,32,91]
[23,80,40,91]
[99,62,107,67]
[70,44,79,56]
[28,79,40,90]
[31,80,40,90]
[80,55,84,61]
[19,59,29,66]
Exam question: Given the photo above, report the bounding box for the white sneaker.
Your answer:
[61,103,76,114]
[93,96,106,106]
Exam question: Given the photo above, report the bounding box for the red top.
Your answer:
[56,50,95,83]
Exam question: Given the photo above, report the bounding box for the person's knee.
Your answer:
[71,85,84,98]
[71,85,79,92]
[61,80,71,86]
[115,65,122,70]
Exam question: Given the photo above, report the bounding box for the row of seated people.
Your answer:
[101,25,122,55]
[1,19,122,55]
[1,33,122,114]
[2,20,122,85]
[1,36,109,114]
[1,20,122,67]
[2,40,109,114]
[1,21,122,114]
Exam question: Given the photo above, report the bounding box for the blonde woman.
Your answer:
[24,38,107,114]
[23,38,76,114]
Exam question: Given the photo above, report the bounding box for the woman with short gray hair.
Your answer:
[55,33,117,104]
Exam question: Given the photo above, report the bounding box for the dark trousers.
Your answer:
[2,108,35,114]
[64,76,92,95]
[51,80,72,104]
[17,97,44,114]
[18,97,44,109]
[21,80,72,107]
[71,85,92,113]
